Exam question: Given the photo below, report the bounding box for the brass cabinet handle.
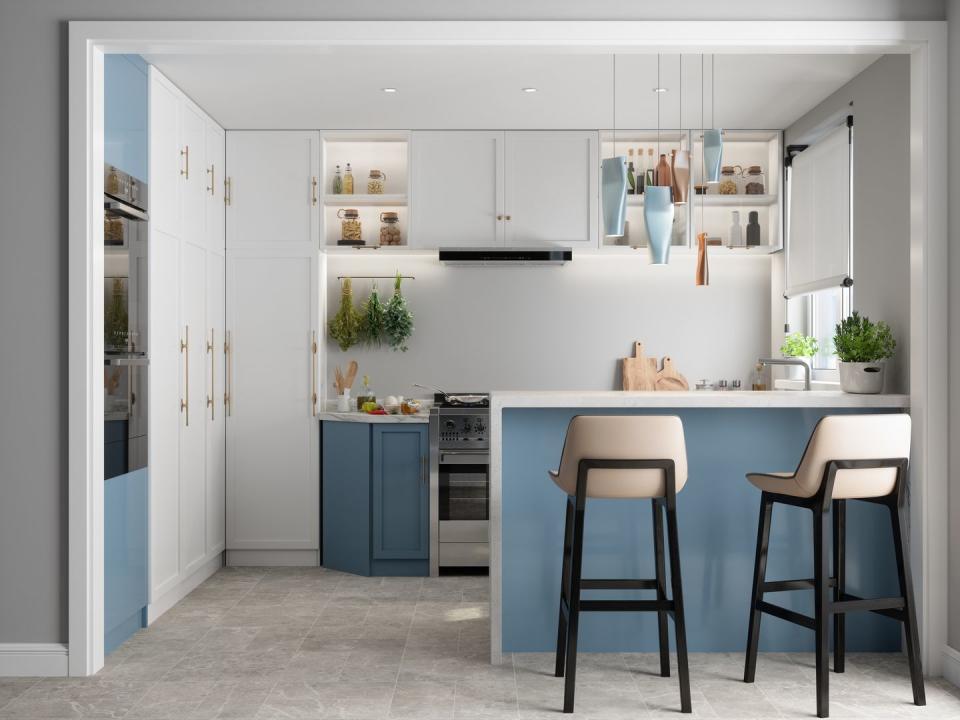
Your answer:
[206,164,215,195]
[496,215,503,221]
[311,331,318,416]
[224,177,232,206]
[224,330,232,416]
[180,145,189,179]
[505,215,512,221]
[311,177,318,206]
[180,326,189,426]
[206,328,215,420]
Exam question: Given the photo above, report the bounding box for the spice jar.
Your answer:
[718,165,741,195]
[337,208,363,245]
[743,165,765,195]
[367,170,386,195]
[379,212,402,246]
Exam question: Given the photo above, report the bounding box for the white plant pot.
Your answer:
[782,356,812,381]
[838,361,886,394]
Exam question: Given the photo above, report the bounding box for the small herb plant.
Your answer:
[328,278,363,351]
[385,272,414,352]
[833,311,896,363]
[780,332,819,359]
[361,283,387,347]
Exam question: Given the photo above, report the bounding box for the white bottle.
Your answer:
[729,210,744,247]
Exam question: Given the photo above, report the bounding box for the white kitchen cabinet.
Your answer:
[225,248,320,559]
[225,131,320,251]
[205,124,226,254]
[205,253,226,557]
[180,102,208,250]
[410,131,503,247]
[148,71,181,240]
[504,131,598,247]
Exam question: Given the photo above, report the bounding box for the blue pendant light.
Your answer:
[644,54,674,264]
[602,55,627,237]
[703,54,723,183]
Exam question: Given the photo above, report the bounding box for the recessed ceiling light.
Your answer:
[652,87,668,93]
[381,87,398,93]
[522,87,538,93]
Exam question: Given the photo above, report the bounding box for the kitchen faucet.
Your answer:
[758,358,811,391]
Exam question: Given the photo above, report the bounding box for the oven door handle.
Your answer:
[439,451,490,465]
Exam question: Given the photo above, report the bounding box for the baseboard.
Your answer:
[147,552,222,624]
[943,645,960,688]
[225,549,319,566]
[0,643,69,677]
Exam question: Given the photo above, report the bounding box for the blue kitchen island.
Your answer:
[489,390,912,663]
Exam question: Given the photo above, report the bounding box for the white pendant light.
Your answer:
[601,55,627,238]
[644,54,675,265]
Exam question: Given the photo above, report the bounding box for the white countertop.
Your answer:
[489,390,909,410]
[318,410,429,423]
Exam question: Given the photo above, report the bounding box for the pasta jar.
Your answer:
[379,212,402,246]
[743,165,766,195]
[718,165,741,195]
[337,208,362,244]
[367,169,386,194]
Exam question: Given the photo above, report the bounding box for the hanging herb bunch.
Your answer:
[384,271,414,352]
[361,282,387,347]
[328,277,364,351]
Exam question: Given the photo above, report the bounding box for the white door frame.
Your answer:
[68,20,948,676]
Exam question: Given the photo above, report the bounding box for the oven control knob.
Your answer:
[444,420,456,431]
[475,420,486,434]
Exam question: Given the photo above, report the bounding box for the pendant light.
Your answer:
[703,54,723,184]
[672,54,691,205]
[644,54,675,265]
[601,54,627,238]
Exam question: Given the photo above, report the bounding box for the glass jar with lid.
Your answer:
[743,165,766,195]
[337,208,363,245]
[367,169,386,195]
[379,212,402,246]
[718,165,741,195]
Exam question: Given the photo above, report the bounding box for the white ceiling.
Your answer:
[145,50,880,131]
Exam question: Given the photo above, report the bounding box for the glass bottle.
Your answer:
[332,165,343,194]
[626,149,636,195]
[751,362,767,391]
[379,212,402,246]
[646,148,655,188]
[337,208,362,245]
[367,169,386,195]
[743,165,766,195]
[637,147,646,194]
[719,165,741,195]
[343,163,354,194]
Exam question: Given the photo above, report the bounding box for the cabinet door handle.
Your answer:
[311,177,318,206]
[505,215,512,221]
[180,145,189,179]
[224,177,232,206]
[206,164,215,195]
[420,456,427,485]
[180,326,189,426]
[206,328,215,420]
[311,331,318,416]
[496,215,503,221]
[224,330,232,416]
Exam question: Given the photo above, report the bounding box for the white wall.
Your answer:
[325,254,771,396]
[782,55,911,393]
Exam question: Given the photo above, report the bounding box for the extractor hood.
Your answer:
[438,247,572,266]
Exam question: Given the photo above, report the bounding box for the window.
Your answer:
[810,287,843,370]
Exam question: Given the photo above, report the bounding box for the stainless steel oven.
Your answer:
[429,394,490,575]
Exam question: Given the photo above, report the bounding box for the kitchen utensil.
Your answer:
[656,356,690,391]
[413,384,486,406]
[622,342,658,391]
[344,360,358,390]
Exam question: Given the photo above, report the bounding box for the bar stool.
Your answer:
[742,414,925,719]
[550,415,692,714]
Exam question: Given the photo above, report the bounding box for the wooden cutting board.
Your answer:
[656,356,690,391]
[622,342,658,391]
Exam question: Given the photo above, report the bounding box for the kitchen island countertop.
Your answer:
[318,410,429,423]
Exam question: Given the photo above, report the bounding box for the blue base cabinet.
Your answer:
[104,468,148,655]
[322,422,429,577]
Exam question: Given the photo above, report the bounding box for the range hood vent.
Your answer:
[438,247,572,266]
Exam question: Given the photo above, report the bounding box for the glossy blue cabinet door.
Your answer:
[322,422,372,575]
[104,468,148,654]
[372,425,429,560]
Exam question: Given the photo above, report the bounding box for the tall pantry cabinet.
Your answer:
[148,68,226,614]
[224,131,322,565]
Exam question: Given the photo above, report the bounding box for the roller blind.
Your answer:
[785,122,852,298]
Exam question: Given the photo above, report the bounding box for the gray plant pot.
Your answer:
[838,361,886,394]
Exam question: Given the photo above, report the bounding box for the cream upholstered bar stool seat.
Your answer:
[550,415,692,715]
[742,414,925,719]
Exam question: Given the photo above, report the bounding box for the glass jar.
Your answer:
[379,212,402,246]
[718,165,741,195]
[337,208,362,245]
[743,165,766,195]
[367,169,386,195]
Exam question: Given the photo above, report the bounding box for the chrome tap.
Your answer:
[758,358,810,391]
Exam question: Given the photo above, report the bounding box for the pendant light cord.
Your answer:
[656,54,661,158]
[711,54,716,129]
[701,53,705,229]
[612,54,617,156]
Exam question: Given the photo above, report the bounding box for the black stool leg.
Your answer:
[890,502,926,706]
[562,488,587,714]
[814,506,831,718]
[744,494,773,683]
[653,499,670,678]
[555,496,574,678]
[832,499,846,673]
[665,492,692,714]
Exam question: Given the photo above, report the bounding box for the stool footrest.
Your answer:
[761,578,836,593]
[580,599,674,613]
[580,579,658,590]
[757,601,816,630]
[836,593,905,618]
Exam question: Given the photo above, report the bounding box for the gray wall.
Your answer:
[948,0,960,654]
[783,55,911,393]
[0,0,945,648]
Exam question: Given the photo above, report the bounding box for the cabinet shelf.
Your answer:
[625,193,777,207]
[324,194,408,207]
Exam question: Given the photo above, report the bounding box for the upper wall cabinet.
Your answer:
[410,130,598,248]
[226,131,320,250]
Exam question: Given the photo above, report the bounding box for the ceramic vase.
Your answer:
[601,156,628,237]
[838,361,886,394]
[655,153,673,192]
[644,186,675,265]
[672,149,691,205]
[703,128,723,184]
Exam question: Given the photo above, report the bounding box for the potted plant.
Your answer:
[833,312,896,394]
[779,332,819,380]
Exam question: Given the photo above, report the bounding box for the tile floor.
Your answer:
[2,567,959,718]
